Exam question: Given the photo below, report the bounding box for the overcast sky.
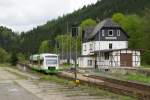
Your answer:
[0,0,97,32]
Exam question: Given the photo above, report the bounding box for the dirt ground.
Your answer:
[0,67,131,100]
[0,68,41,100]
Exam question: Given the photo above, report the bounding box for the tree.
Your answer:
[39,40,50,53]
[112,13,142,48]
[55,34,74,54]
[80,18,97,30]
[112,13,125,24]
[10,52,18,66]
[140,10,150,65]
[0,47,8,63]
[17,53,26,63]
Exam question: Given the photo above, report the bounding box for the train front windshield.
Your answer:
[45,56,58,65]
[46,60,57,65]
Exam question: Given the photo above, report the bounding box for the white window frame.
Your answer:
[109,43,112,49]
[102,30,105,36]
[108,30,113,36]
[84,45,86,51]
[89,43,93,51]
[117,30,120,36]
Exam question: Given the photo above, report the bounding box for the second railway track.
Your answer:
[86,74,150,99]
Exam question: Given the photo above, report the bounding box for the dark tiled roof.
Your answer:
[83,18,120,41]
[89,18,120,39]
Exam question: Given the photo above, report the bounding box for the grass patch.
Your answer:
[141,64,150,68]
[97,69,150,84]
[122,73,150,84]
[39,75,76,87]
[59,63,71,70]
[0,63,12,67]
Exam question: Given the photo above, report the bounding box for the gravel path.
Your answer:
[0,68,42,100]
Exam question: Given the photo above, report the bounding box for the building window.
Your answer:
[84,45,86,51]
[90,43,93,51]
[88,60,92,66]
[102,30,105,36]
[104,52,109,60]
[108,30,113,36]
[117,30,120,36]
[109,43,112,49]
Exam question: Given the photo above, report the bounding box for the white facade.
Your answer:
[79,49,141,68]
[82,41,94,56]
[94,41,128,51]
[82,41,128,56]
[78,57,95,68]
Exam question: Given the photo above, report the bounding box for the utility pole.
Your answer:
[71,24,79,83]
[75,27,78,81]
[61,35,63,64]
[69,24,72,67]
[66,21,69,64]
[99,30,101,68]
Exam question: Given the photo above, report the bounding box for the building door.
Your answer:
[120,53,132,67]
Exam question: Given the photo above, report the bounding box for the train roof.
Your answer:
[30,53,59,61]
[40,53,58,57]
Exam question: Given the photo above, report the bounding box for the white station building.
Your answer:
[78,19,141,68]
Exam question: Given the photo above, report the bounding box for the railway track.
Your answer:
[59,70,150,99]
[86,75,150,99]
[18,63,150,99]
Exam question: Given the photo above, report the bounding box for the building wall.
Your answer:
[111,50,141,67]
[82,41,94,55]
[96,53,111,67]
[132,50,141,67]
[96,50,141,67]
[78,57,95,68]
[82,41,128,56]
[94,41,128,51]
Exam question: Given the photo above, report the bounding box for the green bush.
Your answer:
[10,52,18,66]
[17,53,26,63]
[0,47,9,63]
[142,51,150,66]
